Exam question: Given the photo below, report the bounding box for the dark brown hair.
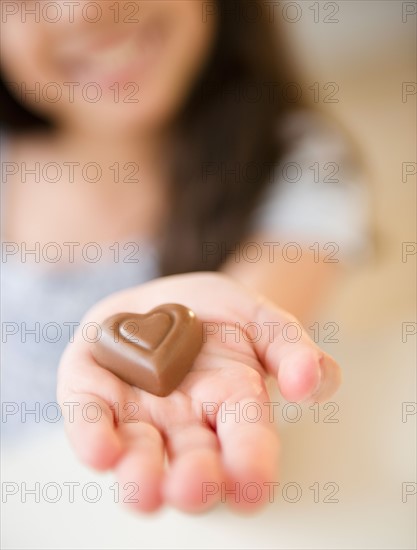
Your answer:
[0,0,301,275]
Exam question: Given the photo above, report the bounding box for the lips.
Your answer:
[55,21,165,85]
[83,32,144,72]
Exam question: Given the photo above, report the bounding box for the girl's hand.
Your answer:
[57,273,340,513]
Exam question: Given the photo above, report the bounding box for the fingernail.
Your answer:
[308,357,324,402]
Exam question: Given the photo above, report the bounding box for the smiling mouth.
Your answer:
[56,22,165,84]
[84,32,145,73]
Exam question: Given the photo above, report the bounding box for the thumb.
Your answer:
[251,297,342,402]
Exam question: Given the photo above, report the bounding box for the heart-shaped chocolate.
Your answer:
[91,304,202,397]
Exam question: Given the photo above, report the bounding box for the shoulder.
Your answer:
[251,109,372,263]
[277,108,363,172]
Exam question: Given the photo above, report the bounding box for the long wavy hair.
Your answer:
[0,0,302,275]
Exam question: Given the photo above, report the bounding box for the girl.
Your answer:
[1,1,367,513]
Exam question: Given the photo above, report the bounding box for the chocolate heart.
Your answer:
[91,304,202,397]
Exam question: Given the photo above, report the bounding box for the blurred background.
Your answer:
[286,0,416,330]
[2,1,416,548]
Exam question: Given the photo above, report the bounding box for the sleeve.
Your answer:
[249,110,372,264]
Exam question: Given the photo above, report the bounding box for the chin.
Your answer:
[63,94,179,138]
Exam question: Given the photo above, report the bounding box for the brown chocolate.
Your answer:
[91,304,202,397]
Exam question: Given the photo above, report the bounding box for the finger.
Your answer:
[114,421,165,513]
[216,396,280,512]
[162,422,223,513]
[253,298,342,402]
[275,344,341,402]
[309,350,342,402]
[61,392,123,471]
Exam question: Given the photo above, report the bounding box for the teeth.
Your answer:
[58,25,161,80]
[88,35,139,70]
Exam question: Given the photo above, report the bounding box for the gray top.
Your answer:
[0,111,370,441]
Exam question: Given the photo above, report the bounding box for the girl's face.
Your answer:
[1,0,217,137]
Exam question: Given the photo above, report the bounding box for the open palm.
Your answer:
[57,273,340,513]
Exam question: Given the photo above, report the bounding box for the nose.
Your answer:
[63,0,122,25]
[38,0,134,32]
[41,0,139,50]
